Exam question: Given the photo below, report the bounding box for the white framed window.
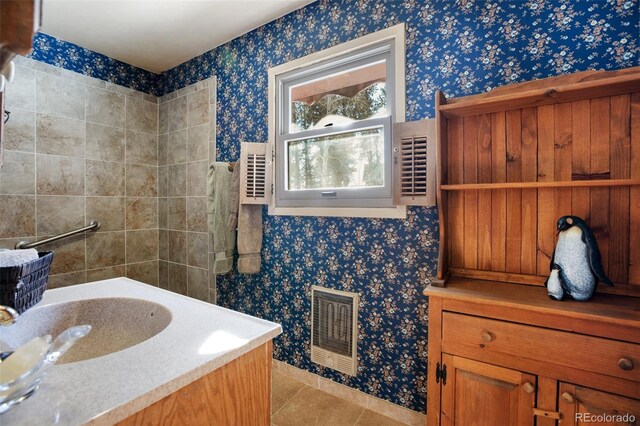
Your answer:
[268,24,406,218]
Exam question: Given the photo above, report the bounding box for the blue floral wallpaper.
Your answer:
[169,0,637,414]
[29,32,160,95]
[27,0,639,415]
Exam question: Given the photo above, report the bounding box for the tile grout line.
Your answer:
[273,360,422,426]
[206,83,211,303]
[210,77,217,304]
[156,89,160,288]
[271,383,308,419]
[83,83,88,281]
[124,95,128,276]
[352,407,367,426]
[33,72,39,241]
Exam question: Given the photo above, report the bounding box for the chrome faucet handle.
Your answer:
[0,306,19,325]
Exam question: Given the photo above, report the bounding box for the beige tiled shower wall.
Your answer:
[0,56,159,288]
[158,77,216,303]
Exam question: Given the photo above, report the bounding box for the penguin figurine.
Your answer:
[545,216,613,301]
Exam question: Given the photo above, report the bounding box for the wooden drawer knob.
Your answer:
[561,392,575,404]
[522,382,535,394]
[618,358,634,371]
[481,331,494,342]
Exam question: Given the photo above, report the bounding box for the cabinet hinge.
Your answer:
[436,362,447,385]
[271,183,274,195]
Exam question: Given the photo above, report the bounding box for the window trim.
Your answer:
[267,23,406,219]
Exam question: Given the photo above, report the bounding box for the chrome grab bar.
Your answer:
[15,221,101,249]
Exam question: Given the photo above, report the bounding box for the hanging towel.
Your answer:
[207,162,235,274]
[0,249,39,267]
[229,158,262,274]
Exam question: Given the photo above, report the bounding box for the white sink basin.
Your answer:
[0,297,172,364]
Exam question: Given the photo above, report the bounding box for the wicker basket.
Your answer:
[0,251,54,314]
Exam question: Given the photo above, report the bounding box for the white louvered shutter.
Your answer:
[392,119,437,206]
[240,142,272,205]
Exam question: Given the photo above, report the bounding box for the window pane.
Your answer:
[287,127,384,191]
[289,61,388,133]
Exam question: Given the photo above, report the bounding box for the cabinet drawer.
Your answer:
[442,312,640,383]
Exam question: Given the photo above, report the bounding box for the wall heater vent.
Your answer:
[311,286,358,376]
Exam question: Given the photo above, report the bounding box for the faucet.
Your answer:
[0,306,19,325]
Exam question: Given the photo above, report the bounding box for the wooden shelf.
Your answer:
[447,268,640,297]
[441,178,640,191]
[439,67,640,118]
[423,276,640,343]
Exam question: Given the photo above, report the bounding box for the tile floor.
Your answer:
[272,371,406,426]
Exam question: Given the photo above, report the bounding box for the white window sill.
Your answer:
[268,205,407,219]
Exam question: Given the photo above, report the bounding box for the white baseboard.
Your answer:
[272,359,426,426]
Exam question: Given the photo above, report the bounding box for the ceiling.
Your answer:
[41,0,314,73]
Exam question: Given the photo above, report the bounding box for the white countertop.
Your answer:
[1,278,282,425]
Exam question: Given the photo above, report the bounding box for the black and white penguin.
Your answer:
[545,216,613,301]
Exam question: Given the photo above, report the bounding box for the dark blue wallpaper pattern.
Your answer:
[29,33,160,95]
[179,0,638,413]
[28,0,639,414]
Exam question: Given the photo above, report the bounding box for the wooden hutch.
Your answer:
[424,67,640,425]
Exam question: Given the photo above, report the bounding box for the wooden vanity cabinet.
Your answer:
[0,0,42,70]
[118,342,273,426]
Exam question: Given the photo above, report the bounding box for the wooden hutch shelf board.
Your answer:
[441,178,640,191]
[448,267,640,297]
[439,67,640,118]
[423,277,640,344]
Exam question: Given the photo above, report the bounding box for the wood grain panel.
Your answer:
[537,105,555,275]
[520,108,538,275]
[426,297,443,426]
[119,342,272,426]
[630,93,640,285]
[590,98,611,278]
[535,377,558,426]
[609,95,631,284]
[435,91,450,283]
[463,116,478,270]
[0,0,39,58]
[448,119,465,268]
[490,112,507,272]
[477,114,492,270]
[571,100,591,221]
[505,110,522,274]
[554,102,573,220]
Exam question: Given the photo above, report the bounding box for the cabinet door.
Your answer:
[559,383,640,425]
[441,354,535,426]
[0,0,41,56]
